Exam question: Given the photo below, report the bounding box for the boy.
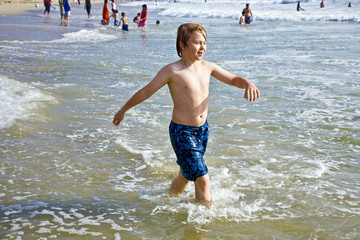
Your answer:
[113,23,260,206]
[112,10,119,26]
[120,12,129,31]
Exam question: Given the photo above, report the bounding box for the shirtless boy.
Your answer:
[120,12,130,31]
[242,3,253,24]
[113,23,260,206]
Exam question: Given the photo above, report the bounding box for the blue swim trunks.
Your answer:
[169,120,209,181]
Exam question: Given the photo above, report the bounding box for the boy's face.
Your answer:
[182,31,207,60]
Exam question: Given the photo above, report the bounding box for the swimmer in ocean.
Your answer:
[242,3,253,24]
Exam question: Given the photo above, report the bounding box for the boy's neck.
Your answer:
[180,57,201,68]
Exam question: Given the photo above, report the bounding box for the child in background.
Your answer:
[113,23,260,207]
[120,12,130,31]
[133,13,140,23]
[113,10,119,26]
[111,0,116,13]
[239,11,245,25]
[138,4,148,27]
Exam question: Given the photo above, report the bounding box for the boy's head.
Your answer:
[176,23,207,58]
[114,10,118,13]
[121,12,125,17]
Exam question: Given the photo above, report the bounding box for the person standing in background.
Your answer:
[297,1,305,11]
[320,0,324,8]
[59,0,64,21]
[102,0,110,25]
[84,0,92,18]
[138,4,148,27]
[242,3,253,24]
[111,0,116,13]
[43,0,51,15]
[63,0,71,22]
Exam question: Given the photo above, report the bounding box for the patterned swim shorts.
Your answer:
[169,120,209,181]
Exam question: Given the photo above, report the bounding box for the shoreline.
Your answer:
[0,0,115,15]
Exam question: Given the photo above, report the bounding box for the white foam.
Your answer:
[0,75,56,129]
[156,0,360,23]
[56,227,102,236]
[52,29,118,44]
[115,136,161,164]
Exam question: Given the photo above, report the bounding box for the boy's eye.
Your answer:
[192,41,206,45]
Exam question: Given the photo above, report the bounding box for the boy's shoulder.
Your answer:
[159,60,218,79]
[162,60,183,72]
[164,60,215,70]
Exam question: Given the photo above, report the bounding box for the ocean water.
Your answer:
[0,0,359,239]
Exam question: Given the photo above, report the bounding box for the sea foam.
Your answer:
[0,76,56,129]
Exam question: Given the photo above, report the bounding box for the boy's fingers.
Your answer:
[113,120,121,126]
[245,88,260,102]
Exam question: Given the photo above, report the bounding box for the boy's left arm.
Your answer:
[210,62,260,102]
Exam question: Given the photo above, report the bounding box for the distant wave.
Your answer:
[154,1,360,23]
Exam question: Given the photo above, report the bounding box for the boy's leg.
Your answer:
[194,174,212,204]
[170,168,189,194]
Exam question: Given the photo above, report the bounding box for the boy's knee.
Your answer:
[194,174,209,186]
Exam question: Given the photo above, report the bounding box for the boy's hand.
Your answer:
[113,110,124,126]
[244,83,260,102]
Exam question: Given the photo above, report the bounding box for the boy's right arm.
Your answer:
[113,66,170,126]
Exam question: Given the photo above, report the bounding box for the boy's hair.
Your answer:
[121,12,125,17]
[176,23,207,58]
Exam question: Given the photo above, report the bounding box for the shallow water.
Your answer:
[1,1,360,239]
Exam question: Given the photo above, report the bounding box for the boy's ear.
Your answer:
[179,41,186,50]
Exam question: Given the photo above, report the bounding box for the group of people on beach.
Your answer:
[44,0,148,28]
[101,2,148,30]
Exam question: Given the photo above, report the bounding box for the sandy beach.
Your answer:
[0,0,41,15]
[0,0,105,15]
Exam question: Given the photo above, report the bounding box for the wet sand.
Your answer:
[0,0,105,15]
